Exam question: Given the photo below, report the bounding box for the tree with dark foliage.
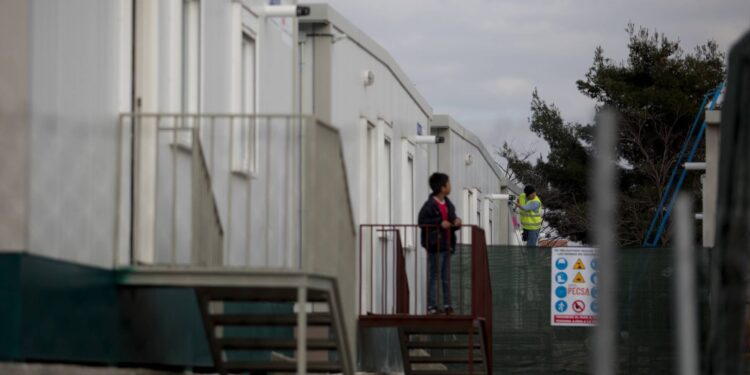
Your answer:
[501,24,725,246]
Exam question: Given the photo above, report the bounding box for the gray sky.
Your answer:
[305,0,750,162]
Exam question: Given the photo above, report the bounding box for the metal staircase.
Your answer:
[116,113,357,374]
[196,286,344,374]
[120,269,354,375]
[643,83,724,247]
[399,319,489,375]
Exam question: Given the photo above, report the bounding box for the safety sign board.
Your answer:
[551,247,599,327]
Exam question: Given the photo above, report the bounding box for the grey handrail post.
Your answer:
[191,124,200,265]
[297,285,307,375]
[328,279,355,375]
[113,114,124,268]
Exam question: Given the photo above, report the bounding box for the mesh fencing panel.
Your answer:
[451,246,712,374]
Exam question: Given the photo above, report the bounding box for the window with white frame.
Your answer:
[365,121,376,223]
[406,155,414,222]
[182,0,200,137]
[382,137,393,223]
[476,191,481,227]
[462,189,473,242]
[463,189,472,222]
[233,34,257,173]
[489,207,494,244]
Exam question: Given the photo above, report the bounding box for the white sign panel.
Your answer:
[551,247,599,326]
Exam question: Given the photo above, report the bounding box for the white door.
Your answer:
[401,140,416,248]
[133,0,160,264]
[359,119,376,313]
[401,140,418,313]
[377,121,394,313]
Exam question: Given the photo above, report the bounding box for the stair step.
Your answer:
[199,287,329,303]
[403,326,479,334]
[410,356,484,364]
[211,313,332,326]
[410,371,485,375]
[407,341,481,349]
[218,338,337,350]
[224,361,341,373]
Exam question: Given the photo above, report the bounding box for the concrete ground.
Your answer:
[0,363,193,375]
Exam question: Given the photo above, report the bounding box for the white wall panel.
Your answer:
[28,0,129,267]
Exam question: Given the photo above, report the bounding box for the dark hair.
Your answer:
[429,173,450,195]
[524,185,536,195]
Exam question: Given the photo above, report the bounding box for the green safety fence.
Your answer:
[449,246,712,374]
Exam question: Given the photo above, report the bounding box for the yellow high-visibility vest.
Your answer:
[518,193,543,231]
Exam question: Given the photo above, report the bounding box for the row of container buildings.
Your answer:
[0,1,523,374]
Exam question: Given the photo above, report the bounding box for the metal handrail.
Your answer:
[358,224,494,374]
[114,113,332,268]
[469,226,493,374]
[120,112,315,118]
[358,224,491,316]
[643,93,711,246]
[118,267,355,375]
[191,129,224,266]
[643,83,724,246]
[115,112,356,286]
[114,112,358,374]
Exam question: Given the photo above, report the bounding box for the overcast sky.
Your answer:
[304,0,750,162]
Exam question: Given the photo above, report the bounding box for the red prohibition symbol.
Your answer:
[572,300,586,313]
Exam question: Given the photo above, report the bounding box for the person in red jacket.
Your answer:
[418,173,462,315]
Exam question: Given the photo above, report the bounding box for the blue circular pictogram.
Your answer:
[555,300,568,313]
[591,272,598,285]
[591,287,599,299]
[555,272,568,284]
[591,301,599,313]
[555,258,568,270]
[591,259,599,270]
[555,286,567,298]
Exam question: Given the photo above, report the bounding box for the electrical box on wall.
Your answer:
[465,153,473,166]
[363,70,375,86]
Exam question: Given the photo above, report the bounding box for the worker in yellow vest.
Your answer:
[515,185,543,247]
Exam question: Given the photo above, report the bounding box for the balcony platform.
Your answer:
[359,314,477,328]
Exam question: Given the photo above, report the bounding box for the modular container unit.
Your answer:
[431,114,522,246]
